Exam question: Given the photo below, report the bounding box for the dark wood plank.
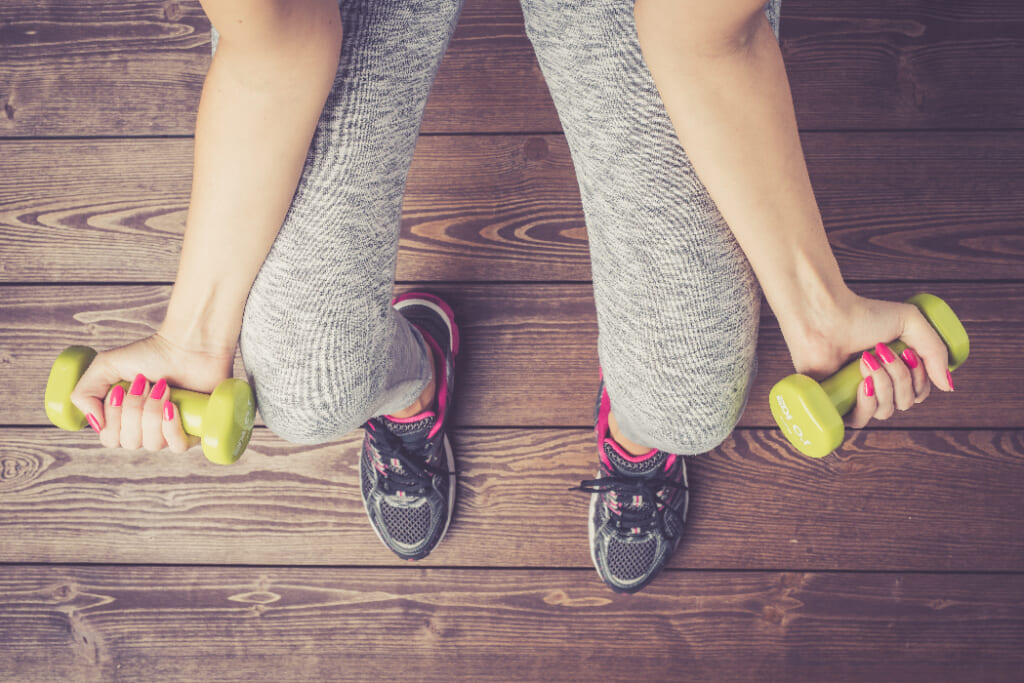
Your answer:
[0,283,1018,428]
[2,566,1023,682]
[1,133,1022,283]
[2,0,1023,137]
[1,427,1022,570]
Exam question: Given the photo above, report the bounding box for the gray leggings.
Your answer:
[235,0,781,454]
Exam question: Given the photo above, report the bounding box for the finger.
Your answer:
[875,342,915,412]
[900,347,931,405]
[861,351,895,420]
[846,374,877,430]
[119,373,149,450]
[897,304,954,392]
[98,384,126,449]
[162,401,199,454]
[70,354,124,433]
[141,379,170,452]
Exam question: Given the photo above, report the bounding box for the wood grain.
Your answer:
[1,133,1022,283]
[1,427,1022,570]
[0,283,1019,428]
[2,0,1023,137]
[2,566,1024,682]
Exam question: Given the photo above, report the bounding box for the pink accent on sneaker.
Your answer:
[391,291,461,355]
[383,325,449,440]
[595,382,659,464]
[419,325,449,440]
[386,410,436,425]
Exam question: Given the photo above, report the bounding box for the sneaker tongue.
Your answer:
[384,413,435,441]
[602,440,668,478]
[382,413,438,473]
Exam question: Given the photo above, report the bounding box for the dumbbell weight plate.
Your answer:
[45,345,98,431]
[201,378,256,465]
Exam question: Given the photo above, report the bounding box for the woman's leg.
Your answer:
[226,0,464,445]
[522,0,781,455]
[524,0,781,592]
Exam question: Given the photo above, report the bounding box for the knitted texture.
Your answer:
[231,0,781,451]
[521,0,781,453]
[233,0,463,444]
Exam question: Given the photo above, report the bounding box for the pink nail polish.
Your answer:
[861,351,881,372]
[151,378,167,401]
[163,401,175,422]
[110,384,125,408]
[129,373,147,396]
[875,343,897,364]
[946,370,955,392]
[86,413,101,433]
[864,376,875,397]
[901,348,919,369]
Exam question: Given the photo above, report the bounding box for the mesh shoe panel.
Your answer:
[606,536,658,582]
[380,501,432,546]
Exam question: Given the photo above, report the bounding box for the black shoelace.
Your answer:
[365,420,444,496]
[572,474,687,538]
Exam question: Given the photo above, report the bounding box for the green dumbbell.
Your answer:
[45,346,255,465]
[769,293,969,459]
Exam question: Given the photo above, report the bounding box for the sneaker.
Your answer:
[574,372,689,593]
[359,292,460,561]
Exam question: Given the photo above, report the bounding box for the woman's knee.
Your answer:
[239,299,393,445]
[605,353,758,455]
[252,368,377,445]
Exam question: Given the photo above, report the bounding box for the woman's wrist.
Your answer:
[159,278,244,357]
[766,250,858,368]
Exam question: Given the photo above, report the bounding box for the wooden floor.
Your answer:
[2,1,1023,681]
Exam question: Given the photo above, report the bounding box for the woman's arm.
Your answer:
[71,0,342,447]
[161,0,343,355]
[633,0,953,402]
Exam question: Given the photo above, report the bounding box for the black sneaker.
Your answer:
[574,372,689,593]
[359,292,459,561]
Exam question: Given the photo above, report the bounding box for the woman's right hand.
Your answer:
[69,334,235,454]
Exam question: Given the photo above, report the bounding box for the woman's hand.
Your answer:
[69,334,234,454]
[782,291,955,429]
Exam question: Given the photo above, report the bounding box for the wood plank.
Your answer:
[1,133,1022,283]
[2,566,1023,682]
[0,283,1019,428]
[2,1,1023,137]
[1,428,1022,570]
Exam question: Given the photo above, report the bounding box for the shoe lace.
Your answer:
[365,420,444,496]
[571,473,686,538]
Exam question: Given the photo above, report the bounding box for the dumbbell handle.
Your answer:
[822,340,912,418]
[108,380,211,437]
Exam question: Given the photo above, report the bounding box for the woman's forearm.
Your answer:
[161,1,342,355]
[634,1,854,346]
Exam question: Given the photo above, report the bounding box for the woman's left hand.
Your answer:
[782,291,955,429]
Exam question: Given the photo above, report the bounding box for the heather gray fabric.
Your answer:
[521,0,780,453]
[233,0,464,444]
[236,0,781,453]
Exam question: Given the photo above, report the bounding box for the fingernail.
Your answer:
[861,351,881,372]
[150,378,167,401]
[86,413,101,433]
[875,343,897,364]
[110,384,125,408]
[901,348,919,369]
[864,376,875,397]
[163,401,175,422]
[129,373,147,396]
[946,370,954,392]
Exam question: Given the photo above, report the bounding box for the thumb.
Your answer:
[69,353,130,431]
[897,303,954,392]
